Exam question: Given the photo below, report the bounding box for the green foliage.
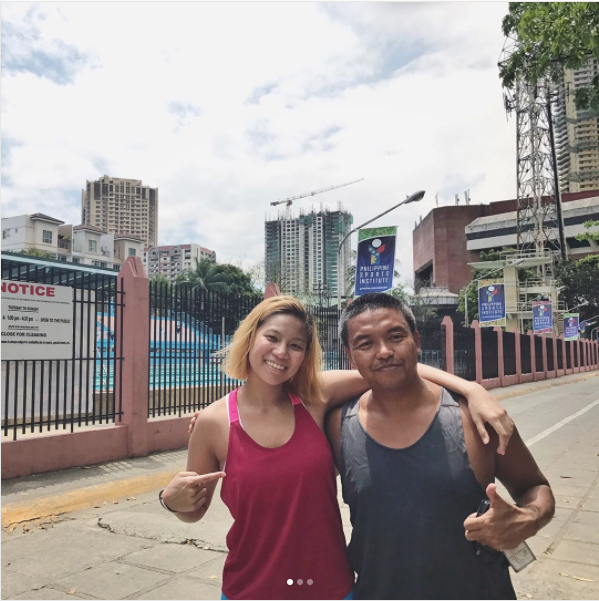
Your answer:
[500,3,599,110]
[17,248,55,259]
[576,220,599,243]
[217,264,259,295]
[176,258,232,293]
[555,255,599,322]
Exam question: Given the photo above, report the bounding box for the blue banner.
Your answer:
[532,301,553,334]
[564,313,579,341]
[478,281,506,326]
[354,227,397,297]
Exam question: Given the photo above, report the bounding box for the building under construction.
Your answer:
[265,204,352,301]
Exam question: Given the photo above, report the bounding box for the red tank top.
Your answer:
[220,388,354,600]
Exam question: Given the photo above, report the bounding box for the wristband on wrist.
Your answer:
[159,488,177,513]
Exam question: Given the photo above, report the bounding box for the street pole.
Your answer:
[463,259,524,327]
[336,190,425,309]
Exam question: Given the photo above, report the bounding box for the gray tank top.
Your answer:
[340,388,516,600]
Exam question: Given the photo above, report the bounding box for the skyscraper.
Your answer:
[81,175,159,247]
[554,56,599,194]
[265,205,352,302]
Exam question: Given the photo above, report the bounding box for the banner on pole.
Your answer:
[477,280,506,327]
[532,301,553,334]
[354,227,397,297]
[564,313,579,341]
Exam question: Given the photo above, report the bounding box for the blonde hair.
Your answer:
[221,296,324,404]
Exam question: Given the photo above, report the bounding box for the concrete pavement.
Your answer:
[2,371,599,600]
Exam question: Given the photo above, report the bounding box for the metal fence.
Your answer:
[309,304,350,371]
[503,331,517,376]
[148,281,263,418]
[521,334,532,374]
[481,328,499,380]
[2,258,124,440]
[453,325,477,381]
[419,321,444,370]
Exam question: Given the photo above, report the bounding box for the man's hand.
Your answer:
[161,471,225,513]
[463,483,537,550]
[465,385,514,454]
[188,411,201,435]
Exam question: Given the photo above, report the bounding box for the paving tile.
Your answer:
[13,587,86,600]
[581,496,599,512]
[1,568,48,600]
[549,539,599,566]
[186,554,227,583]
[555,496,584,509]
[134,576,220,600]
[122,543,223,573]
[549,485,589,498]
[564,510,599,544]
[49,562,169,600]
[2,526,156,580]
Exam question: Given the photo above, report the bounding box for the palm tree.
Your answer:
[176,258,232,293]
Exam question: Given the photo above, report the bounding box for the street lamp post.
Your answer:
[463,259,524,327]
[336,190,425,309]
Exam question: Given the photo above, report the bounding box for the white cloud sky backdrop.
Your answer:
[2,1,516,282]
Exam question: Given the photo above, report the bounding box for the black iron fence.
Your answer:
[481,328,499,380]
[503,331,517,376]
[452,325,477,381]
[148,281,263,418]
[1,258,124,440]
[419,321,444,370]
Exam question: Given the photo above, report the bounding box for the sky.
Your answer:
[1,1,516,283]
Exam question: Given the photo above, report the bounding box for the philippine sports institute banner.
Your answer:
[477,280,506,327]
[564,313,579,341]
[354,227,397,297]
[532,301,553,334]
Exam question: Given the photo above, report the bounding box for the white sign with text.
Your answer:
[1,281,74,360]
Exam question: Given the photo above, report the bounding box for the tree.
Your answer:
[500,3,599,110]
[576,220,599,243]
[176,258,232,293]
[218,264,259,295]
[555,255,599,325]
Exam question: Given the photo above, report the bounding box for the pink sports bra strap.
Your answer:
[228,388,240,423]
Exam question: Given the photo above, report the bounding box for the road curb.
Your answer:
[1,468,180,529]
[492,371,599,401]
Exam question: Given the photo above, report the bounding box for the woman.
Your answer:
[161,296,512,600]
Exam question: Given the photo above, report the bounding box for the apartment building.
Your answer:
[81,175,159,247]
[265,205,352,300]
[1,214,144,269]
[143,244,217,282]
[554,56,599,194]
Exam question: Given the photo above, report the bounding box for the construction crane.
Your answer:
[270,178,364,207]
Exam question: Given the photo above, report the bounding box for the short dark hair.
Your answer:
[339,293,417,348]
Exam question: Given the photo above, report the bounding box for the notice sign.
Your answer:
[563,313,579,342]
[532,301,553,334]
[354,226,397,297]
[478,280,506,327]
[1,280,73,360]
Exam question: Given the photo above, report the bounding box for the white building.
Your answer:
[143,244,217,282]
[1,214,144,269]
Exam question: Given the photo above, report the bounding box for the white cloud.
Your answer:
[2,1,515,280]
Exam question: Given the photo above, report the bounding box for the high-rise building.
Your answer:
[265,205,352,301]
[554,56,599,194]
[143,244,216,282]
[81,175,159,247]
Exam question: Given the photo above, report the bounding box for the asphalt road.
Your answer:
[2,372,598,600]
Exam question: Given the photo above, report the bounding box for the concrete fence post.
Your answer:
[494,326,504,386]
[473,320,483,384]
[441,316,454,375]
[541,333,548,380]
[552,333,558,376]
[116,257,149,457]
[514,328,522,384]
[529,330,537,382]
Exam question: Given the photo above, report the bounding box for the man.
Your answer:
[326,292,555,600]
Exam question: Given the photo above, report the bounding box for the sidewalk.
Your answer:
[2,371,598,600]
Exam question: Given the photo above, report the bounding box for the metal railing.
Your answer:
[2,258,124,440]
